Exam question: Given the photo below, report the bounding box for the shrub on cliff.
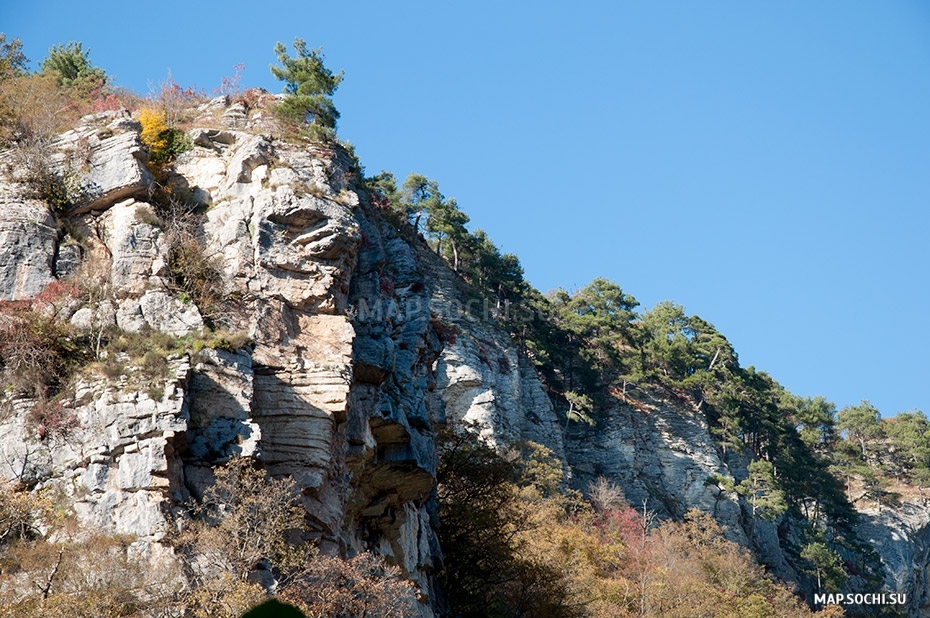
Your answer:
[0,481,182,617]
[0,281,87,400]
[0,73,68,146]
[436,427,580,617]
[435,426,831,618]
[176,458,418,618]
[155,196,227,325]
[139,106,191,167]
[0,531,183,617]
[0,34,27,80]
[278,552,418,618]
[0,39,126,149]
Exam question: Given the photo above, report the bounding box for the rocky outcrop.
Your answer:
[857,501,930,616]
[415,242,566,462]
[567,391,745,538]
[53,110,154,214]
[0,359,190,539]
[0,107,442,613]
[0,198,57,300]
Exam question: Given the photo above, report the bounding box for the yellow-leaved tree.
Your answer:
[138,107,169,163]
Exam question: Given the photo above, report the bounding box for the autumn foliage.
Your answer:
[0,281,86,401]
[436,428,839,618]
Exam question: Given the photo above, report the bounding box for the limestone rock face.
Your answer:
[567,393,745,535]
[0,359,190,539]
[99,199,167,294]
[3,100,929,618]
[0,106,439,611]
[420,245,566,462]
[857,502,930,616]
[0,198,57,300]
[53,110,154,213]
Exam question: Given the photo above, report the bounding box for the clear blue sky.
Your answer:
[4,1,929,417]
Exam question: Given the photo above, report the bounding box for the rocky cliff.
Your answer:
[0,103,565,616]
[565,391,930,616]
[0,101,927,616]
[857,499,930,615]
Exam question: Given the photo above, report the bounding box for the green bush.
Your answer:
[94,328,184,387]
[41,42,106,90]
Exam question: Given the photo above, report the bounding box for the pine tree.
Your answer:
[738,459,787,521]
[0,34,27,80]
[837,401,884,460]
[425,197,469,271]
[270,39,343,138]
[399,173,441,231]
[40,41,106,88]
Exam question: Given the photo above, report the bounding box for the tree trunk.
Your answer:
[35,547,64,599]
[707,347,722,371]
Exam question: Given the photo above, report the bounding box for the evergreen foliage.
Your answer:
[399,173,443,231]
[460,230,527,305]
[394,180,889,605]
[364,170,400,209]
[425,195,470,271]
[0,38,128,149]
[255,70,916,608]
[884,410,930,481]
[0,34,28,79]
[837,401,884,460]
[436,427,579,617]
[270,39,343,140]
[737,459,788,521]
[801,542,848,594]
[40,42,106,89]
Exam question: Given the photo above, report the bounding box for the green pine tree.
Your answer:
[270,39,343,139]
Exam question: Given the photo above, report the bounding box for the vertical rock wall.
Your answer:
[857,503,930,616]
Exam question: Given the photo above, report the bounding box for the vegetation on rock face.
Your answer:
[0,479,184,617]
[0,36,128,148]
[365,164,897,611]
[0,36,132,217]
[436,428,577,617]
[150,195,229,326]
[0,281,87,400]
[0,464,419,618]
[138,106,191,167]
[351,116,925,613]
[174,458,419,617]
[0,34,28,79]
[436,428,837,617]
